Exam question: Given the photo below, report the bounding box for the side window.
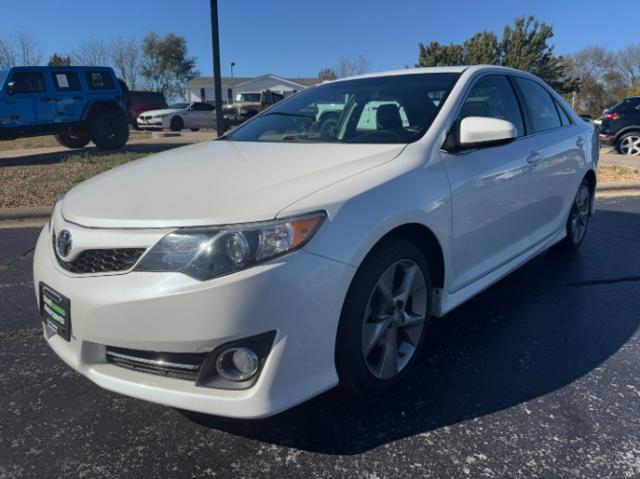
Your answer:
[52,72,81,91]
[459,75,524,137]
[84,71,115,90]
[514,77,561,133]
[555,101,572,126]
[9,72,46,93]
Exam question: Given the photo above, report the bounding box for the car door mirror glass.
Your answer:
[458,116,517,149]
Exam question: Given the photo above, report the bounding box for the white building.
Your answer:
[186,74,318,104]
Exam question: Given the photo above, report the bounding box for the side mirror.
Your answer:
[6,81,16,95]
[458,116,517,149]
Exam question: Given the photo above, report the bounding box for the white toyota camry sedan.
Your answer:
[34,66,598,418]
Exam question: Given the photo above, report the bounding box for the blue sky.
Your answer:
[1,0,637,78]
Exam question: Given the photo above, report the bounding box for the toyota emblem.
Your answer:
[56,230,73,258]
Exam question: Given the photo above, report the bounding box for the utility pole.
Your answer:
[230,62,235,78]
[210,0,224,137]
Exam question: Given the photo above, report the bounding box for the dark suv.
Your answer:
[598,96,640,156]
[0,66,129,150]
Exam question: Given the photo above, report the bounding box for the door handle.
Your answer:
[576,136,585,148]
[526,150,542,164]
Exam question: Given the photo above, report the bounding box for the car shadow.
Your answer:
[182,207,640,454]
[0,141,201,167]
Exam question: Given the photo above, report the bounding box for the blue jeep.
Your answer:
[0,66,129,150]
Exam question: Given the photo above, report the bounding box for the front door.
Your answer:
[5,70,53,127]
[442,74,542,292]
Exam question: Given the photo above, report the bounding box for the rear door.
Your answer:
[50,71,84,124]
[442,74,545,292]
[511,76,584,235]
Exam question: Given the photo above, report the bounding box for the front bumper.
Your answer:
[33,215,354,418]
[137,117,166,129]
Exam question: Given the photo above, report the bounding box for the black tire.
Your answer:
[336,238,432,396]
[615,131,640,156]
[55,133,91,149]
[170,116,184,132]
[190,128,200,132]
[556,178,592,252]
[89,109,129,150]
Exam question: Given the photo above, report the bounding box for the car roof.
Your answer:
[326,65,529,83]
[6,66,115,72]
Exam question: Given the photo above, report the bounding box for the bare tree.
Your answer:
[111,36,141,89]
[615,44,640,86]
[0,38,15,67]
[17,33,43,65]
[71,39,110,66]
[0,32,42,67]
[336,54,370,78]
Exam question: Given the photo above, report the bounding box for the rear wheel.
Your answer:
[89,110,129,150]
[556,179,592,252]
[616,132,640,156]
[55,133,91,149]
[170,116,184,132]
[336,239,431,395]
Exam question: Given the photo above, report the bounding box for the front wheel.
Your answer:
[170,116,184,132]
[336,239,431,396]
[55,133,91,149]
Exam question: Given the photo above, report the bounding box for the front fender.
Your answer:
[281,151,453,285]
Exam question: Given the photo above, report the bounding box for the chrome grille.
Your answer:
[106,347,207,381]
[56,248,146,274]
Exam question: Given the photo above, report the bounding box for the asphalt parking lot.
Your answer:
[1,197,639,479]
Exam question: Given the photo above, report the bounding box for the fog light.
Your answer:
[215,347,259,381]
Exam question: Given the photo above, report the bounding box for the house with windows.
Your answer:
[186,74,318,105]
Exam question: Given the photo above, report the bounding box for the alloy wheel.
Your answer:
[619,135,640,156]
[361,259,428,380]
[569,184,590,244]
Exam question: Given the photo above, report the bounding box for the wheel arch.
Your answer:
[614,126,640,142]
[85,101,125,121]
[358,222,446,290]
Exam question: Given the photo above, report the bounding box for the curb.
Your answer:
[597,181,640,192]
[0,207,52,221]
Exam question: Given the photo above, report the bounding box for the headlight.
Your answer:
[135,212,326,281]
[48,193,66,231]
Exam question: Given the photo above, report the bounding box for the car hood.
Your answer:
[138,108,182,117]
[62,140,405,228]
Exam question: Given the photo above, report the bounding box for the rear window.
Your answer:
[52,71,81,91]
[84,71,115,90]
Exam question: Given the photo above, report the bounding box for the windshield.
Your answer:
[0,70,7,88]
[236,93,261,103]
[169,103,189,109]
[228,73,460,144]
